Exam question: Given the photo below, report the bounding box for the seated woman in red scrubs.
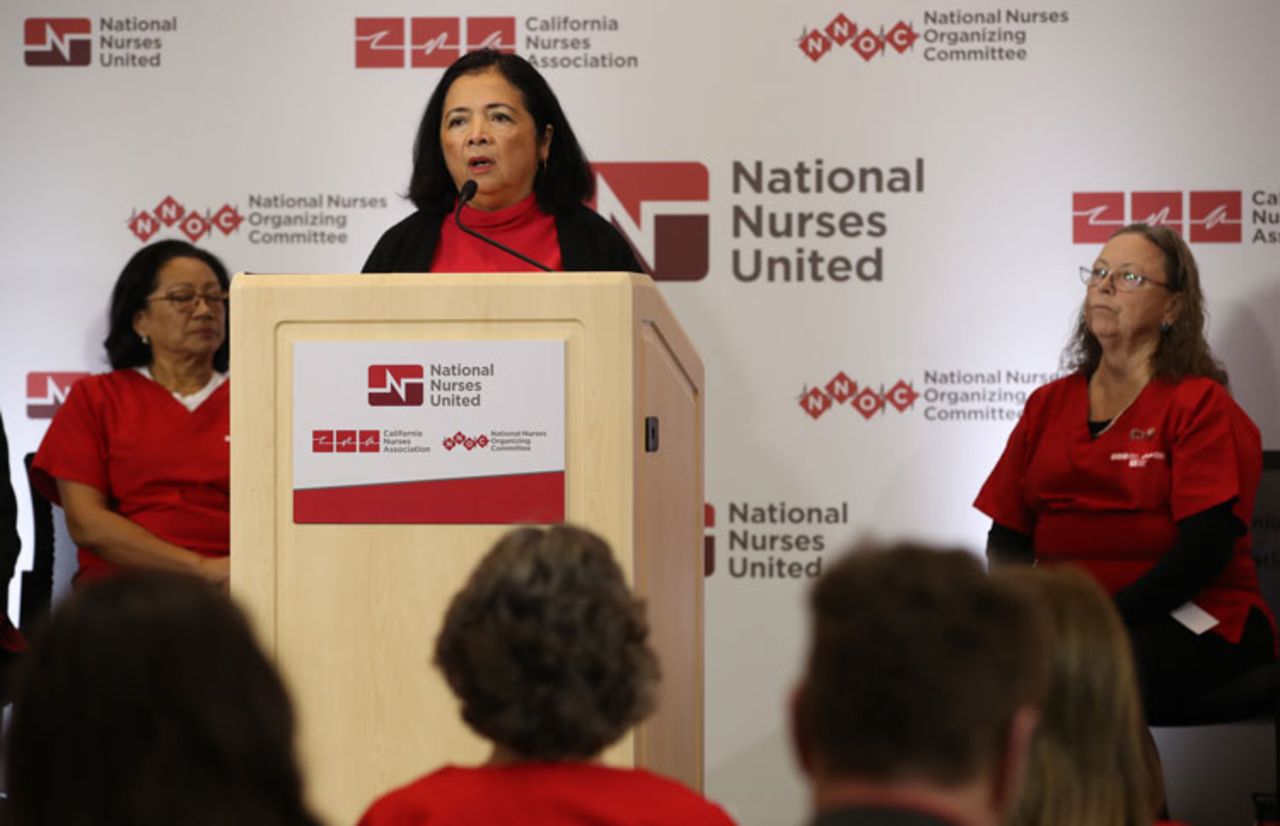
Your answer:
[362,49,641,275]
[975,222,1274,722]
[358,525,736,826]
[33,240,231,587]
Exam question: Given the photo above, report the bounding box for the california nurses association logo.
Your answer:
[1073,190,1242,243]
[590,163,710,282]
[355,17,515,68]
[24,18,91,66]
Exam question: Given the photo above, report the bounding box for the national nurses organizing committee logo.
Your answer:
[368,365,425,406]
[797,13,918,62]
[127,196,243,244]
[799,371,918,421]
[355,17,515,67]
[1073,191,1243,243]
[590,163,710,282]
[26,371,90,419]
[24,18,91,66]
[442,431,489,451]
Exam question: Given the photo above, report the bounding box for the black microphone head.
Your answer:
[459,180,478,204]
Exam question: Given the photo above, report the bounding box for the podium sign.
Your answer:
[292,339,565,524]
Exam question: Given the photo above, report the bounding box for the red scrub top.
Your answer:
[358,763,737,826]
[32,370,230,582]
[975,373,1270,643]
[432,193,563,273]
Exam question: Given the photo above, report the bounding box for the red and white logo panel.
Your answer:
[1130,191,1182,235]
[367,365,425,407]
[1072,192,1125,244]
[24,18,91,66]
[1189,191,1242,243]
[590,162,710,282]
[355,18,405,68]
[410,18,460,68]
[467,17,516,53]
[26,371,90,419]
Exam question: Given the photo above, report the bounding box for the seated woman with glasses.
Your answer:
[976,222,1274,722]
[358,525,736,826]
[32,239,232,587]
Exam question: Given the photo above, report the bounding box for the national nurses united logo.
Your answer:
[24,18,92,66]
[368,365,425,406]
[26,371,90,419]
[1073,190,1242,243]
[590,163,710,282]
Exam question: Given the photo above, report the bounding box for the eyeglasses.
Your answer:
[1078,265,1169,292]
[147,289,229,311]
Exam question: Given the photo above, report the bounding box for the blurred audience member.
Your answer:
[358,524,735,826]
[5,571,320,826]
[999,565,1162,826]
[790,541,1048,826]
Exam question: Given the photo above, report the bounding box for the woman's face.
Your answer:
[439,67,552,212]
[1084,232,1179,350]
[132,257,226,366]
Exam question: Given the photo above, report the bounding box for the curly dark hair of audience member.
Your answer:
[103,239,231,372]
[407,49,595,216]
[1063,222,1228,385]
[434,524,659,761]
[795,541,1048,785]
[5,571,321,826]
[999,566,1159,826]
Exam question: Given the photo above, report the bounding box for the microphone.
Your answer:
[453,181,552,272]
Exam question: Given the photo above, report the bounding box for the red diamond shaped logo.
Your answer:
[153,195,185,226]
[128,211,159,242]
[885,21,918,53]
[799,28,832,62]
[851,28,883,61]
[825,14,855,46]
[852,387,884,419]
[885,379,919,412]
[211,204,243,235]
[825,371,857,404]
[179,211,210,243]
[800,386,833,419]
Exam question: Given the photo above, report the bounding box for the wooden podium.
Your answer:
[229,273,704,823]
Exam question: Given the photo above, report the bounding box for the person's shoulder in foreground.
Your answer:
[359,762,735,825]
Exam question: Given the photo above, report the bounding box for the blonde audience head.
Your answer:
[999,565,1161,826]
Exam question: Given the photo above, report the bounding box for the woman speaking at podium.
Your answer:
[363,49,641,275]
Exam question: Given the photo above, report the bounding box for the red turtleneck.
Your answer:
[432,194,563,273]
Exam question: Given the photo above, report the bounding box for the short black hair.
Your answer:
[104,240,231,372]
[6,571,320,826]
[435,525,659,761]
[407,49,595,216]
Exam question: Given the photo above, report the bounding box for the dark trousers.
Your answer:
[1131,607,1274,722]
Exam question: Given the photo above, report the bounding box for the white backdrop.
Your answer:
[3,1,1279,824]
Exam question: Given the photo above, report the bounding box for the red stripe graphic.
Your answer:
[294,471,564,524]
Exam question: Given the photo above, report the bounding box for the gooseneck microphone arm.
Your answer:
[453,180,553,272]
